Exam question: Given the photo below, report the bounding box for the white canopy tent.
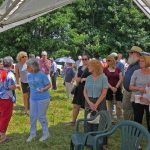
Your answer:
[0,0,75,32]
[133,0,150,18]
[0,0,149,33]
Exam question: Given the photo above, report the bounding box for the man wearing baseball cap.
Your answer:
[123,46,142,120]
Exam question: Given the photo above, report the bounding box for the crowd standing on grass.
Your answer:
[0,46,150,146]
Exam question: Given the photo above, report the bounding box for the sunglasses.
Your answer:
[82,58,88,61]
[106,60,111,62]
[22,56,27,58]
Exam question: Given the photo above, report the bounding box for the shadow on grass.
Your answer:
[13,105,27,116]
[0,122,75,150]
[13,105,24,111]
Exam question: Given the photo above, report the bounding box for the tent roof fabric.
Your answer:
[0,0,75,32]
[0,0,149,33]
[133,0,150,18]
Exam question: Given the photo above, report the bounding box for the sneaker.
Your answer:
[138,146,142,150]
[39,133,50,142]
[26,134,36,142]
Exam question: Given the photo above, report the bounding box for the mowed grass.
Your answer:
[0,77,148,150]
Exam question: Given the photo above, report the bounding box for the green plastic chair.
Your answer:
[70,110,112,150]
[93,120,150,150]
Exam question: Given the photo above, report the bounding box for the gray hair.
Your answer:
[26,58,40,73]
[3,56,13,67]
[41,51,47,56]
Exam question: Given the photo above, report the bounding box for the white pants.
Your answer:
[65,82,73,99]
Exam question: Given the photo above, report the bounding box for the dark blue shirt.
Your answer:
[65,68,75,83]
[123,62,140,91]
[116,61,124,75]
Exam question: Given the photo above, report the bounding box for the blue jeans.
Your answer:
[30,99,50,136]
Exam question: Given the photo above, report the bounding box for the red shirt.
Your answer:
[103,67,120,87]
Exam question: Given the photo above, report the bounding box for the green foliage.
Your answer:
[0,0,149,59]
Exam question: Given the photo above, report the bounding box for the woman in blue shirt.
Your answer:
[84,60,108,113]
[84,59,108,149]
[26,59,51,142]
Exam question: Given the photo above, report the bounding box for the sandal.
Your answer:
[0,134,6,144]
[65,121,76,126]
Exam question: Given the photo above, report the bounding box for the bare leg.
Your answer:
[116,101,123,120]
[106,101,113,116]
[72,104,81,123]
[23,93,29,114]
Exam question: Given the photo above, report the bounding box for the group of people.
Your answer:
[0,51,58,143]
[0,46,150,147]
[66,46,150,137]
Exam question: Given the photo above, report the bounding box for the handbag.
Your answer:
[71,67,87,95]
[71,85,77,95]
[87,111,100,124]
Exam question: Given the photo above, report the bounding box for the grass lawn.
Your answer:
[0,77,148,150]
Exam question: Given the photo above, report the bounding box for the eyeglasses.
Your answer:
[82,58,88,61]
[22,56,27,58]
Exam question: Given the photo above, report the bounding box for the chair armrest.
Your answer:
[93,127,117,150]
[83,130,108,145]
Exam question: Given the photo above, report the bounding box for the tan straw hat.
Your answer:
[128,46,142,53]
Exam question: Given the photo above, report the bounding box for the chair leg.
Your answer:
[70,140,74,150]
[75,145,84,150]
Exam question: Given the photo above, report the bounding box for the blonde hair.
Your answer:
[140,55,150,68]
[106,55,116,69]
[16,51,27,62]
[88,59,103,76]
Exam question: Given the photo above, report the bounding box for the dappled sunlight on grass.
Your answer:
[0,77,148,150]
[0,77,84,150]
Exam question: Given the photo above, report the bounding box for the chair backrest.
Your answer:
[113,120,150,150]
[97,110,112,132]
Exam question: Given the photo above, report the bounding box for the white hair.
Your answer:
[3,56,13,67]
[41,51,47,56]
[26,59,40,73]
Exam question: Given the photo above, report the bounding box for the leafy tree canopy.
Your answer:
[0,0,149,60]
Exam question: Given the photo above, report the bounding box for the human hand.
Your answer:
[111,87,117,93]
[140,96,150,105]
[147,82,150,87]
[88,101,96,111]
[16,84,20,90]
[37,88,44,93]
[138,87,146,93]
[81,78,86,83]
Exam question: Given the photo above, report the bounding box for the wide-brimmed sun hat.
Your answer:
[128,46,142,53]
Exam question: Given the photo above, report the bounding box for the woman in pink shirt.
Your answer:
[38,51,51,81]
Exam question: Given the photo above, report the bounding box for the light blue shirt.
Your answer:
[50,62,57,73]
[85,73,108,98]
[28,71,50,101]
